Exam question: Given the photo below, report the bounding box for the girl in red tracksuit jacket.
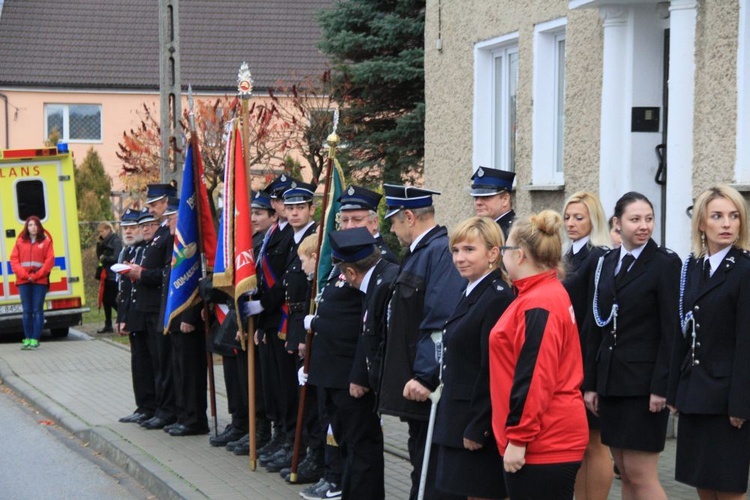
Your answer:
[490,210,588,500]
[10,216,55,349]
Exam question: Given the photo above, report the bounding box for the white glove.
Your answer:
[297,367,308,386]
[304,315,314,331]
[242,300,264,317]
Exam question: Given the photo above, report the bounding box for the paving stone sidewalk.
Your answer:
[0,332,699,499]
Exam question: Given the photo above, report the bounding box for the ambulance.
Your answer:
[0,145,88,337]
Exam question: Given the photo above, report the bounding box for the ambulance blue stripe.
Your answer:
[4,257,66,274]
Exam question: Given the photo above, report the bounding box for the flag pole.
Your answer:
[290,125,340,483]
[237,62,258,471]
[188,85,219,436]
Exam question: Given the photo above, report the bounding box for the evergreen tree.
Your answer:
[75,147,113,246]
[318,0,425,184]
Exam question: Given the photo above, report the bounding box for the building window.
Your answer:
[474,33,519,174]
[532,18,567,186]
[44,104,102,142]
[737,0,750,182]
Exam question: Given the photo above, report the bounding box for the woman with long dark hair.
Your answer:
[490,210,588,499]
[10,216,55,350]
[668,185,750,499]
[583,192,680,500]
[433,216,514,500]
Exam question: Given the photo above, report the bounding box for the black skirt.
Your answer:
[436,441,506,498]
[598,395,668,452]
[676,413,750,493]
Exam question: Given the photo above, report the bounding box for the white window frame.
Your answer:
[473,32,519,175]
[737,0,750,182]
[532,17,567,186]
[44,103,103,143]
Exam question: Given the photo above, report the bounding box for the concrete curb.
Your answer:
[0,355,200,499]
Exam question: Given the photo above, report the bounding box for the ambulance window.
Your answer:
[16,180,46,221]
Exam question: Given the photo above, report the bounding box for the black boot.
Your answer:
[264,435,295,472]
[256,416,272,450]
[210,424,247,447]
[258,425,285,463]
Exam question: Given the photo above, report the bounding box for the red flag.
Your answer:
[232,127,256,335]
[193,143,217,268]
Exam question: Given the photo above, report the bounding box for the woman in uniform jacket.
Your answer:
[560,191,613,500]
[583,192,680,500]
[490,210,588,500]
[667,185,750,499]
[431,217,514,500]
[10,215,55,350]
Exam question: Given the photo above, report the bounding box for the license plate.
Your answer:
[0,304,24,314]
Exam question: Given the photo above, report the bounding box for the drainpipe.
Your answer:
[0,92,8,148]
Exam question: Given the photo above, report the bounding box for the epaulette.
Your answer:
[490,277,510,294]
[739,249,750,260]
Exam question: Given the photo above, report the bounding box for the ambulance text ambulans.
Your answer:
[0,145,88,337]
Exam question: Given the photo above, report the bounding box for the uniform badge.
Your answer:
[376,278,382,285]
[348,186,355,196]
[727,256,736,264]
[477,167,484,177]
[280,174,287,181]
[290,181,297,189]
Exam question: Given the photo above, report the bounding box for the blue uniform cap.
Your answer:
[329,227,378,263]
[267,174,297,199]
[137,207,156,224]
[338,185,382,212]
[251,190,273,210]
[383,184,441,219]
[163,196,180,216]
[470,167,515,196]
[146,183,177,204]
[283,181,316,205]
[120,208,141,227]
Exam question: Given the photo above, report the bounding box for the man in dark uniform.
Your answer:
[117,208,156,424]
[470,166,516,238]
[379,184,466,500]
[126,184,178,430]
[337,185,399,264]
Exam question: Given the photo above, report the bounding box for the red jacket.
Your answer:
[489,270,587,465]
[10,235,55,285]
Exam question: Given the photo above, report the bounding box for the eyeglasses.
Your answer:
[500,245,520,256]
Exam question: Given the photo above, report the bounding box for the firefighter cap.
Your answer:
[470,167,515,197]
[338,185,382,212]
[383,184,441,219]
[329,227,378,263]
[146,183,177,204]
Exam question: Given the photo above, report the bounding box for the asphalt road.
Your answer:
[0,386,150,499]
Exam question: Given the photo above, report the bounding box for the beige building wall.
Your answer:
[425,0,603,229]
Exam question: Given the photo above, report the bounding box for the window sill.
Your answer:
[729,183,750,193]
[521,183,565,192]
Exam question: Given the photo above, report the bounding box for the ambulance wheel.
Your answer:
[50,327,69,338]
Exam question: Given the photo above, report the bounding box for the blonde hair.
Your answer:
[691,185,750,257]
[450,216,504,265]
[509,210,565,276]
[297,233,319,258]
[98,221,114,233]
[562,191,610,249]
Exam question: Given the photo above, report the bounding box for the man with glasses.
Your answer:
[470,166,516,238]
[337,185,398,264]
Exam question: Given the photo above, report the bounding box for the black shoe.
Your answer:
[233,440,250,456]
[119,412,146,423]
[163,422,181,433]
[285,450,324,484]
[258,426,285,457]
[265,443,294,472]
[169,423,210,436]
[135,413,154,424]
[210,425,246,447]
[226,433,249,452]
[140,416,174,430]
[97,326,114,334]
[256,417,272,450]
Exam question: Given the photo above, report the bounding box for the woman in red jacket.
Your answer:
[490,210,588,499]
[10,216,55,350]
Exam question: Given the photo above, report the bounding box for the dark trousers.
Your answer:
[129,331,156,415]
[406,418,461,500]
[237,344,266,418]
[171,330,207,428]
[102,280,118,327]
[324,388,383,498]
[259,332,298,434]
[503,461,581,500]
[223,354,248,432]
[146,315,176,421]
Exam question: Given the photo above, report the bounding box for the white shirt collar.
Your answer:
[620,241,647,262]
[706,246,732,277]
[572,236,590,255]
[358,264,378,292]
[278,219,289,230]
[465,271,492,296]
[293,221,315,244]
[409,225,436,253]
[495,209,512,222]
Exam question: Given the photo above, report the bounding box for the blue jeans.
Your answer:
[18,283,47,340]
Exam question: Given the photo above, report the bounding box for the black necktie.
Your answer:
[701,259,711,287]
[615,254,635,286]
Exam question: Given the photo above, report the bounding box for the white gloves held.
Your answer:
[298,367,308,386]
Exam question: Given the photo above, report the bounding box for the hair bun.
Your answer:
[530,210,563,236]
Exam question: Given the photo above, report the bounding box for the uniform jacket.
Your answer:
[489,270,588,465]
[256,222,294,335]
[667,248,750,420]
[433,269,514,448]
[378,225,466,421]
[308,266,364,389]
[352,258,400,391]
[131,224,173,329]
[583,239,680,397]
[116,242,144,326]
[562,242,608,354]
[11,235,55,286]
[375,235,399,265]
[496,209,516,239]
[96,232,122,282]
[283,223,317,350]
